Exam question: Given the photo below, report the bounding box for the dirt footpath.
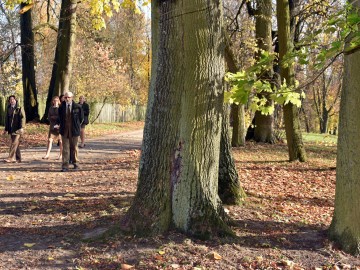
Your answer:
[0,130,143,172]
[0,130,143,270]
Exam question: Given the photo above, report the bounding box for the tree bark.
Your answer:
[42,0,77,122]
[219,105,246,204]
[123,0,232,238]
[329,0,360,254]
[224,37,246,146]
[276,0,306,162]
[20,4,40,122]
[230,104,245,146]
[253,0,274,143]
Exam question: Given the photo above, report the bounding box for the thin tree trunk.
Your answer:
[123,0,232,238]
[41,0,77,122]
[230,104,245,146]
[276,0,306,162]
[225,37,246,146]
[20,4,39,122]
[253,0,274,143]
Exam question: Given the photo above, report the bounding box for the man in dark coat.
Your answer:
[3,95,26,163]
[56,91,84,172]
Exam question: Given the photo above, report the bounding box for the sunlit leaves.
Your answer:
[226,50,304,115]
[18,3,33,14]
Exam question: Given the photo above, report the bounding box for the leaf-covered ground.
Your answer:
[0,125,359,270]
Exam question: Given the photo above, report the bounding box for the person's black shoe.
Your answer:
[73,163,79,170]
[61,168,68,172]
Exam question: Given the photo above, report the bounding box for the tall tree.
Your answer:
[312,71,341,133]
[253,0,274,143]
[276,0,306,162]
[224,36,246,147]
[19,4,40,122]
[329,0,360,255]
[123,0,232,237]
[42,0,77,121]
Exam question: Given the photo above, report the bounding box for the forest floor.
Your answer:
[0,123,359,270]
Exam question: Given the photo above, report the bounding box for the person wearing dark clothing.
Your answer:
[78,96,90,148]
[3,95,26,163]
[43,96,62,159]
[56,91,84,172]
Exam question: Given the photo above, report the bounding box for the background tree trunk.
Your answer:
[123,0,231,238]
[276,0,306,162]
[230,104,246,146]
[253,0,274,143]
[20,4,39,122]
[225,37,246,146]
[329,0,360,254]
[41,0,77,122]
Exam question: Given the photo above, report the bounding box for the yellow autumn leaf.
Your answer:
[6,175,14,181]
[19,4,33,14]
[207,251,222,260]
[121,264,134,269]
[158,250,165,255]
[24,243,36,248]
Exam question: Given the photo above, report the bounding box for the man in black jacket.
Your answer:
[56,91,84,172]
[3,95,26,163]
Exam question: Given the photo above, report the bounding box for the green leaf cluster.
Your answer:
[226,50,304,116]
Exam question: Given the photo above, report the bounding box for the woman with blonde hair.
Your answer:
[43,96,62,159]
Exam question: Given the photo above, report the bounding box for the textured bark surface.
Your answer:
[124,0,231,237]
[254,111,274,143]
[42,0,77,122]
[20,5,39,122]
[224,39,246,147]
[218,107,246,205]
[230,104,246,147]
[253,0,274,143]
[329,1,360,254]
[276,0,306,162]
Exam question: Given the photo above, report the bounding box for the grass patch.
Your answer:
[303,132,337,144]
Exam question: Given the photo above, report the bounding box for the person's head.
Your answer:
[52,96,60,107]
[59,94,65,102]
[8,95,16,107]
[64,92,73,104]
[79,96,85,104]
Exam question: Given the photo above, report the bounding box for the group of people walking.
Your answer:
[3,91,90,172]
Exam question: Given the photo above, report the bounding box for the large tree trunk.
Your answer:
[219,106,246,205]
[276,0,306,162]
[41,0,77,122]
[20,4,39,122]
[253,0,274,143]
[123,0,231,238]
[329,0,360,254]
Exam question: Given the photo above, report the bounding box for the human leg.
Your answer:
[43,138,53,159]
[61,135,70,170]
[7,134,20,162]
[71,136,79,168]
[58,139,63,160]
[79,127,85,147]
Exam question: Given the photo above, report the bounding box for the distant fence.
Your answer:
[89,103,146,123]
[0,97,146,125]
